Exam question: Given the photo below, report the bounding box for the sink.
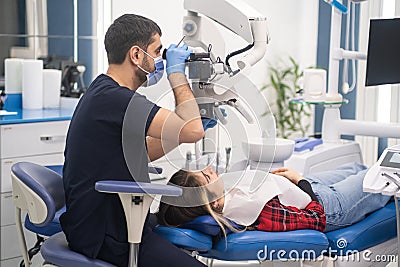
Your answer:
[242,138,295,163]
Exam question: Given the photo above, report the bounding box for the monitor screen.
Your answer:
[366,18,400,86]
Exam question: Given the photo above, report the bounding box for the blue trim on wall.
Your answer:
[378,138,388,158]
[47,0,93,87]
[316,1,360,140]
[17,0,27,46]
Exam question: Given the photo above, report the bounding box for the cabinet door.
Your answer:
[1,224,36,261]
[1,121,70,158]
[2,153,64,193]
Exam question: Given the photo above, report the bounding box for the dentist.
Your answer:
[61,14,207,267]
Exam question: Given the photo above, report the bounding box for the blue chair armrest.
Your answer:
[95,181,182,196]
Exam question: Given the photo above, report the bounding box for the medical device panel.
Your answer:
[364,145,400,195]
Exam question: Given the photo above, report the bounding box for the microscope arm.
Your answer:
[183,0,268,69]
[183,0,269,125]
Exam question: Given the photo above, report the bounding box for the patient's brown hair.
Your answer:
[157,169,238,236]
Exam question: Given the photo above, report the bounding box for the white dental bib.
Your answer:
[221,169,311,226]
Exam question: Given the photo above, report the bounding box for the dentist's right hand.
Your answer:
[166,44,192,76]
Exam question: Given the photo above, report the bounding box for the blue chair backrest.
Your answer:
[12,162,65,227]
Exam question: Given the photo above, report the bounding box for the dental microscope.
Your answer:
[182,0,269,172]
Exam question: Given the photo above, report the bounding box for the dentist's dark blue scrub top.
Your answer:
[60,74,160,260]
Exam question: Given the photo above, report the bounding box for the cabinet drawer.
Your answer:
[1,121,70,158]
[1,224,36,260]
[1,192,28,227]
[2,193,16,226]
[2,153,64,193]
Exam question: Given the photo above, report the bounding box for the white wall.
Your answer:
[111,0,319,89]
[110,0,319,166]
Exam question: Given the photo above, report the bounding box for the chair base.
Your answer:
[19,235,45,267]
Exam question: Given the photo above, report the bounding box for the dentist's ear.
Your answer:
[129,46,141,65]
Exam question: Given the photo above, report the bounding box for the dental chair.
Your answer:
[155,200,397,266]
[12,162,398,267]
[11,162,182,267]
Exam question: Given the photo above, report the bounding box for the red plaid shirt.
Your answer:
[256,197,326,232]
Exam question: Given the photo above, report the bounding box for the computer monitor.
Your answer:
[365,18,400,86]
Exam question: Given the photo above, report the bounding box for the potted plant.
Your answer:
[261,57,312,139]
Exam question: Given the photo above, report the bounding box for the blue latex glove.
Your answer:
[201,108,227,131]
[201,118,218,131]
[166,44,192,76]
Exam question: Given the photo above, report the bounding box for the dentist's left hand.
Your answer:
[166,44,192,76]
[201,108,227,131]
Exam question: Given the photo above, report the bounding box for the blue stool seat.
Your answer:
[204,230,329,261]
[326,201,397,254]
[25,206,65,236]
[155,226,213,251]
[41,232,116,267]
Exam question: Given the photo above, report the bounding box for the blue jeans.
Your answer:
[305,162,391,232]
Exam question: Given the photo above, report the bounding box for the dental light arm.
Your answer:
[183,0,269,124]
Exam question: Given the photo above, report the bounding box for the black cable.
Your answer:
[225,43,254,67]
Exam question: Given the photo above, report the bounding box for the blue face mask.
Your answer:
[137,48,164,87]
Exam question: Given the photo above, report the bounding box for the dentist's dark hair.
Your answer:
[105,14,162,64]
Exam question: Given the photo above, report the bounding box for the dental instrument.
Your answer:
[225,147,231,173]
[186,151,192,170]
[162,36,186,59]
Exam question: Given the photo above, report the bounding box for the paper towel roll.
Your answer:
[5,58,24,94]
[22,59,43,109]
[43,69,61,108]
[303,69,326,102]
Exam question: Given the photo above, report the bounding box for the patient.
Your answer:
[157,163,391,233]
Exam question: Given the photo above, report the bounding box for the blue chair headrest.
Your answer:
[181,215,243,236]
[12,162,65,226]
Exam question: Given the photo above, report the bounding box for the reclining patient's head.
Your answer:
[157,166,226,227]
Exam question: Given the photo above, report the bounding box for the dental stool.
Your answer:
[12,162,182,267]
[12,162,115,267]
[20,165,64,266]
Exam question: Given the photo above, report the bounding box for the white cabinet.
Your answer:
[0,120,70,264]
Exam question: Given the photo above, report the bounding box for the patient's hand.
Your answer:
[271,168,304,185]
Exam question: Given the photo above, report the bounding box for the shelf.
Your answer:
[290,97,349,106]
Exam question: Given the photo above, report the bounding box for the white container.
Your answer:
[22,60,43,109]
[60,96,80,110]
[303,69,326,102]
[242,138,295,163]
[4,58,24,94]
[43,69,61,108]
